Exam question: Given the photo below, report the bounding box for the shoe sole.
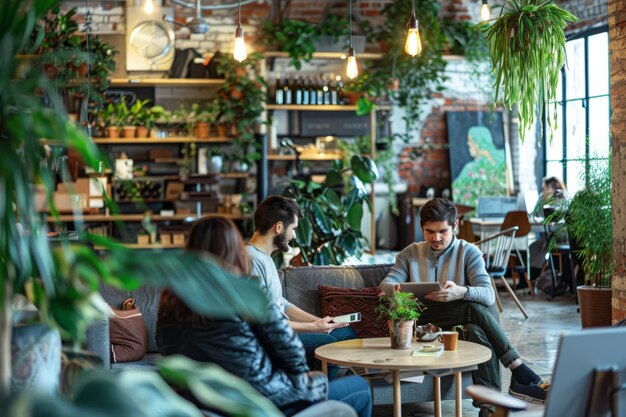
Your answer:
[509,389,545,404]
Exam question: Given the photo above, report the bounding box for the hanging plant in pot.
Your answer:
[485,0,577,142]
[377,290,424,349]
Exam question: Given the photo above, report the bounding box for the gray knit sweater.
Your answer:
[380,236,495,307]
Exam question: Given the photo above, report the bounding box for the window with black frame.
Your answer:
[543,27,610,193]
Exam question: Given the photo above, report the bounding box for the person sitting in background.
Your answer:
[533,176,569,219]
[156,216,372,417]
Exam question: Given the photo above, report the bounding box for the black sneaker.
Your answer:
[509,374,550,404]
[478,406,494,417]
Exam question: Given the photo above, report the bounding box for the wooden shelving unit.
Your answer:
[267,153,342,161]
[263,51,384,60]
[47,212,250,222]
[110,78,226,87]
[95,243,186,250]
[92,137,231,144]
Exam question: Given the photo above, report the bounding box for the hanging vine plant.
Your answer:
[485,0,577,142]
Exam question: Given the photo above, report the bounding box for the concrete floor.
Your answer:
[371,292,581,417]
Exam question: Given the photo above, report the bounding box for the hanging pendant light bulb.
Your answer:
[480,0,490,21]
[144,0,154,14]
[346,48,358,79]
[233,0,248,62]
[405,0,422,57]
[345,0,358,79]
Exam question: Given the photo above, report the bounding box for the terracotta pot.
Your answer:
[106,126,120,138]
[121,126,136,139]
[577,286,612,328]
[195,122,211,139]
[136,126,149,138]
[216,124,228,138]
[388,320,414,349]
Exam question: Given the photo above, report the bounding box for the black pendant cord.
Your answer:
[85,0,92,139]
[349,0,353,49]
[238,0,241,27]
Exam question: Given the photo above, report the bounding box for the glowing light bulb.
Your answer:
[346,48,358,79]
[144,0,154,14]
[405,13,422,57]
[480,1,490,21]
[233,26,247,62]
[405,28,422,57]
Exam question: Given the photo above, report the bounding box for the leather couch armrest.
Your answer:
[86,318,110,369]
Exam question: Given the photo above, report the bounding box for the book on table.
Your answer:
[412,345,444,357]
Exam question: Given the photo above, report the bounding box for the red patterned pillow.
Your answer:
[318,285,389,338]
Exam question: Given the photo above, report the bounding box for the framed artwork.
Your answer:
[446,111,509,209]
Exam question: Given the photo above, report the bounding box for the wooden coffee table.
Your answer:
[315,338,492,417]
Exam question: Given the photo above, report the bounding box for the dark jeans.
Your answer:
[280,375,372,417]
[298,326,358,379]
[418,300,520,400]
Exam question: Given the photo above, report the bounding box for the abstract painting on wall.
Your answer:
[447,111,509,209]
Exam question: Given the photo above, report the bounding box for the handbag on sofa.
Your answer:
[109,297,148,363]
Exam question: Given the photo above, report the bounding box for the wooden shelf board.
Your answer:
[265,104,358,111]
[267,153,342,161]
[263,51,384,60]
[92,137,230,144]
[95,243,186,250]
[47,212,250,222]
[110,78,226,87]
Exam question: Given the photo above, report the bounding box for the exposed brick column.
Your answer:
[609,0,626,323]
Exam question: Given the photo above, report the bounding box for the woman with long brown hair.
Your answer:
[156,216,371,417]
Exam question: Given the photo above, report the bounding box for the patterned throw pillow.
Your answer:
[318,285,389,338]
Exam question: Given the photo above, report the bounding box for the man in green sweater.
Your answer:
[380,198,549,416]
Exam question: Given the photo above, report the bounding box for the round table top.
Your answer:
[315,338,492,371]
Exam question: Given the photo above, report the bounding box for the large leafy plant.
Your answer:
[284,156,378,265]
[1,3,272,414]
[565,158,612,288]
[485,0,577,142]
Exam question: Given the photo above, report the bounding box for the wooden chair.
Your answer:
[501,211,535,296]
[475,226,529,319]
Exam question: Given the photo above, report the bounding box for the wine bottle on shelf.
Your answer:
[336,75,345,105]
[316,76,324,105]
[302,76,310,105]
[284,75,293,105]
[308,76,317,105]
[322,75,330,105]
[295,76,303,105]
[274,72,284,105]
[329,73,338,105]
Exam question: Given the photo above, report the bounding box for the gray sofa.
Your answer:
[87,263,478,405]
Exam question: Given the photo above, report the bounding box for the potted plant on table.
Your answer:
[377,290,424,349]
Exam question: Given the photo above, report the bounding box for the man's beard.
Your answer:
[274,230,291,252]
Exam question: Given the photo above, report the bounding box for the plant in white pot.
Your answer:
[377,290,424,349]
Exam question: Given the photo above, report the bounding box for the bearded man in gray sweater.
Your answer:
[380,198,548,417]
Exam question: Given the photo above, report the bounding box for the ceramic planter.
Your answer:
[121,126,137,139]
[136,126,149,138]
[388,319,414,349]
[577,286,612,328]
[106,126,120,138]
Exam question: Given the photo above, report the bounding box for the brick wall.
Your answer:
[609,0,626,324]
[556,0,608,31]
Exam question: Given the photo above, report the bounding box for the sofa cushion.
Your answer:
[318,285,389,338]
[109,298,148,363]
[281,264,393,317]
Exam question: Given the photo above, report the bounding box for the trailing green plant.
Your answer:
[564,157,612,288]
[216,52,266,169]
[262,19,317,70]
[377,290,424,321]
[283,155,378,265]
[485,0,577,142]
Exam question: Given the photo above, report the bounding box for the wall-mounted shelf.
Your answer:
[92,137,231,144]
[47,212,250,222]
[265,104,392,112]
[110,78,226,87]
[267,154,342,161]
[263,51,384,60]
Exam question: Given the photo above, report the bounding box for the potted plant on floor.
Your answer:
[485,0,577,142]
[377,290,424,349]
[564,158,612,327]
